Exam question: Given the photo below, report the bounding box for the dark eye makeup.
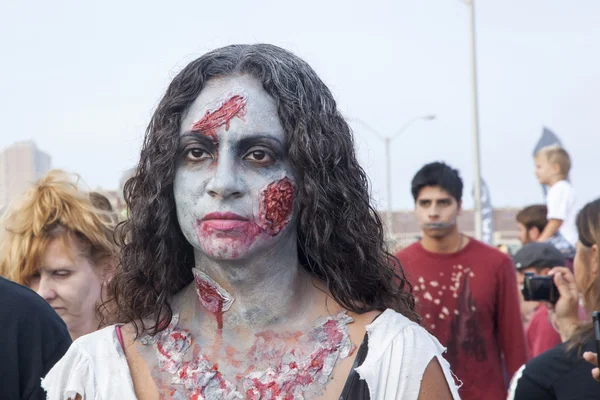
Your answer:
[178,132,284,168]
[183,146,213,163]
[242,147,276,166]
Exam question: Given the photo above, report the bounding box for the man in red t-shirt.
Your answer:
[395,162,528,400]
[512,242,563,358]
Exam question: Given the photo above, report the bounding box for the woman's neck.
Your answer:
[69,319,99,341]
[190,242,317,331]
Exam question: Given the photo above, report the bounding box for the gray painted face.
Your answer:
[173,74,297,261]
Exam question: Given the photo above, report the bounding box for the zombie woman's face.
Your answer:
[173,74,296,261]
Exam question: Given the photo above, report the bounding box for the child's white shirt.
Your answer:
[546,180,577,246]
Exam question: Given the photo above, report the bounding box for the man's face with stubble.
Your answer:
[415,186,460,239]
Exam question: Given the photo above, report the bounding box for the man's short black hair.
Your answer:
[411,162,463,203]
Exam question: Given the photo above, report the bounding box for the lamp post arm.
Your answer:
[390,118,420,141]
[390,115,437,141]
[348,118,386,141]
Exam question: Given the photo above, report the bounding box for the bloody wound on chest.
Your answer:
[190,95,247,142]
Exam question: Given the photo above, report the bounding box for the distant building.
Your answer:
[0,141,51,208]
[386,207,521,252]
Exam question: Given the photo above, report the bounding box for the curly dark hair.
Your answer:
[105,44,418,336]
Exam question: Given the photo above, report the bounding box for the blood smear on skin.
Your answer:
[194,218,262,259]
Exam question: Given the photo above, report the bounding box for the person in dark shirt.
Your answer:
[508,340,599,399]
[0,276,71,400]
[508,198,600,399]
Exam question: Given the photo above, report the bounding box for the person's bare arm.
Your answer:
[537,219,563,242]
[418,357,454,400]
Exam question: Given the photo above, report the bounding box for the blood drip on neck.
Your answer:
[199,280,225,330]
[192,269,234,340]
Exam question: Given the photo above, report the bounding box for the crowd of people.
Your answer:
[0,43,598,400]
[393,157,600,399]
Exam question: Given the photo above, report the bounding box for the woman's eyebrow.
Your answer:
[179,132,217,147]
[237,134,283,148]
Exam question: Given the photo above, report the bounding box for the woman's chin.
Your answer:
[200,242,251,261]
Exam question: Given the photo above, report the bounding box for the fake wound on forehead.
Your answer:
[190,93,247,141]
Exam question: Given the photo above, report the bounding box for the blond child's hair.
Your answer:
[535,145,571,179]
[0,170,118,285]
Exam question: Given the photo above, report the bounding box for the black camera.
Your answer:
[521,272,560,304]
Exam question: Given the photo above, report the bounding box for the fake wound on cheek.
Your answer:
[190,94,247,142]
[191,177,295,261]
[259,177,295,236]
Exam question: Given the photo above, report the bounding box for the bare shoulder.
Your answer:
[418,357,455,400]
[119,323,161,400]
[119,322,140,346]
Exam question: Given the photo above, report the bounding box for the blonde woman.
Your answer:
[0,170,118,340]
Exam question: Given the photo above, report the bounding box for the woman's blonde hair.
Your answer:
[0,170,118,285]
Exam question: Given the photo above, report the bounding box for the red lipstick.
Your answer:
[200,212,250,231]
[202,212,248,221]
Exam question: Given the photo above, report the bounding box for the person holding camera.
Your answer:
[513,242,563,358]
[507,199,600,399]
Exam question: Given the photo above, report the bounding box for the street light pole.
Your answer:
[466,0,483,240]
[350,115,436,236]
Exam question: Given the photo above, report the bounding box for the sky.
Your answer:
[1,0,598,212]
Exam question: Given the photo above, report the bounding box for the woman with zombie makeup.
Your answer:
[0,170,118,341]
[42,44,460,400]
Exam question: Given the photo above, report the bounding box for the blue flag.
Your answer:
[473,179,494,245]
[533,127,563,156]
